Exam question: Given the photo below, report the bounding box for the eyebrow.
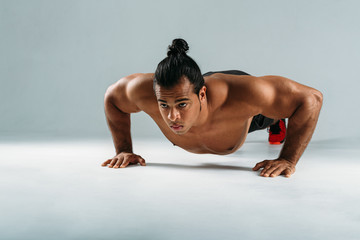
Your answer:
[158,98,190,103]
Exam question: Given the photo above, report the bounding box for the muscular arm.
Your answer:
[104,91,133,155]
[240,75,323,177]
[278,90,323,165]
[102,74,147,168]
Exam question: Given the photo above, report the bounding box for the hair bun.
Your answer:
[167,38,189,56]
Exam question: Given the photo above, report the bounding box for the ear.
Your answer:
[198,86,207,101]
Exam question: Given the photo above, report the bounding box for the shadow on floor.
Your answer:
[145,162,253,172]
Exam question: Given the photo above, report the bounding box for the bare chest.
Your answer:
[150,112,252,155]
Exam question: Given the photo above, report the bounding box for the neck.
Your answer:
[189,99,211,134]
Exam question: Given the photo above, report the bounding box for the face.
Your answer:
[155,76,205,135]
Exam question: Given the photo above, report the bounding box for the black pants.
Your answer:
[202,70,275,133]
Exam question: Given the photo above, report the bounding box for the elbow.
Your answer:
[313,89,323,110]
[314,89,323,105]
[104,84,114,99]
[104,84,117,105]
[304,89,323,112]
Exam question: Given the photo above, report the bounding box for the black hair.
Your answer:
[154,38,204,95]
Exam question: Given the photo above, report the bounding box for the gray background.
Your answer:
[1,2,360,240]
[1,0,359,141]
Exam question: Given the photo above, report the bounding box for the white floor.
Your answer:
[1,133,359,240]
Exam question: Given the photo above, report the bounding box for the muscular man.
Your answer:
[102,39,323,178]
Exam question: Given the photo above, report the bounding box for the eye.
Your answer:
[160,103,168,108]
[178,103,187,108]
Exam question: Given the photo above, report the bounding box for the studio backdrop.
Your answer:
[1,0,359,141]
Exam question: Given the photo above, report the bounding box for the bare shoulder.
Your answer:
[205,73,255,109]
[255,75,323,118]
[105,73,156,113]
[204,73,231,110]
[230,74,322,118]
[206,72,258,92]
[218,74,315,100]
[207,73,322,118]
[252,75,321,103]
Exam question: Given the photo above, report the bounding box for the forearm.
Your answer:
[108,119,133,155]
[105,100,133,155]
[279,94,323,165]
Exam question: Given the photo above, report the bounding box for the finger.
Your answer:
[120,156,131,168]
[101,159,112,167]
[259,164,272,176]
[109,157,119,168]
[261,165,278,177]
[253,160,267,171]
[283,168,292,178]
[139,157,146,166]
[269,166,285,177]
[113,156,124,168]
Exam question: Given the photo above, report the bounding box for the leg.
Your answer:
[268,119,287,144]
[248,114,275,133]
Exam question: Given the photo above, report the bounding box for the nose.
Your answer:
[167,107,180,122]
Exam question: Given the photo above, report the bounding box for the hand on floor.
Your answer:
[252,158,295,178]
[102,152,146,168]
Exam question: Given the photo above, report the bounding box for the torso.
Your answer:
[121,72,258,155]
[150,105,253,155]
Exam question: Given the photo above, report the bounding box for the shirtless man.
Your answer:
[101,39,323,178]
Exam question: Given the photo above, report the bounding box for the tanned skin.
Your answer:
[102,73,323,178]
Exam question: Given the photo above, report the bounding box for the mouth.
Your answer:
[170,124,184,131]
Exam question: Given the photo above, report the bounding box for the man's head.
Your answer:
[154,39,206,134]
[154,38,205,95]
